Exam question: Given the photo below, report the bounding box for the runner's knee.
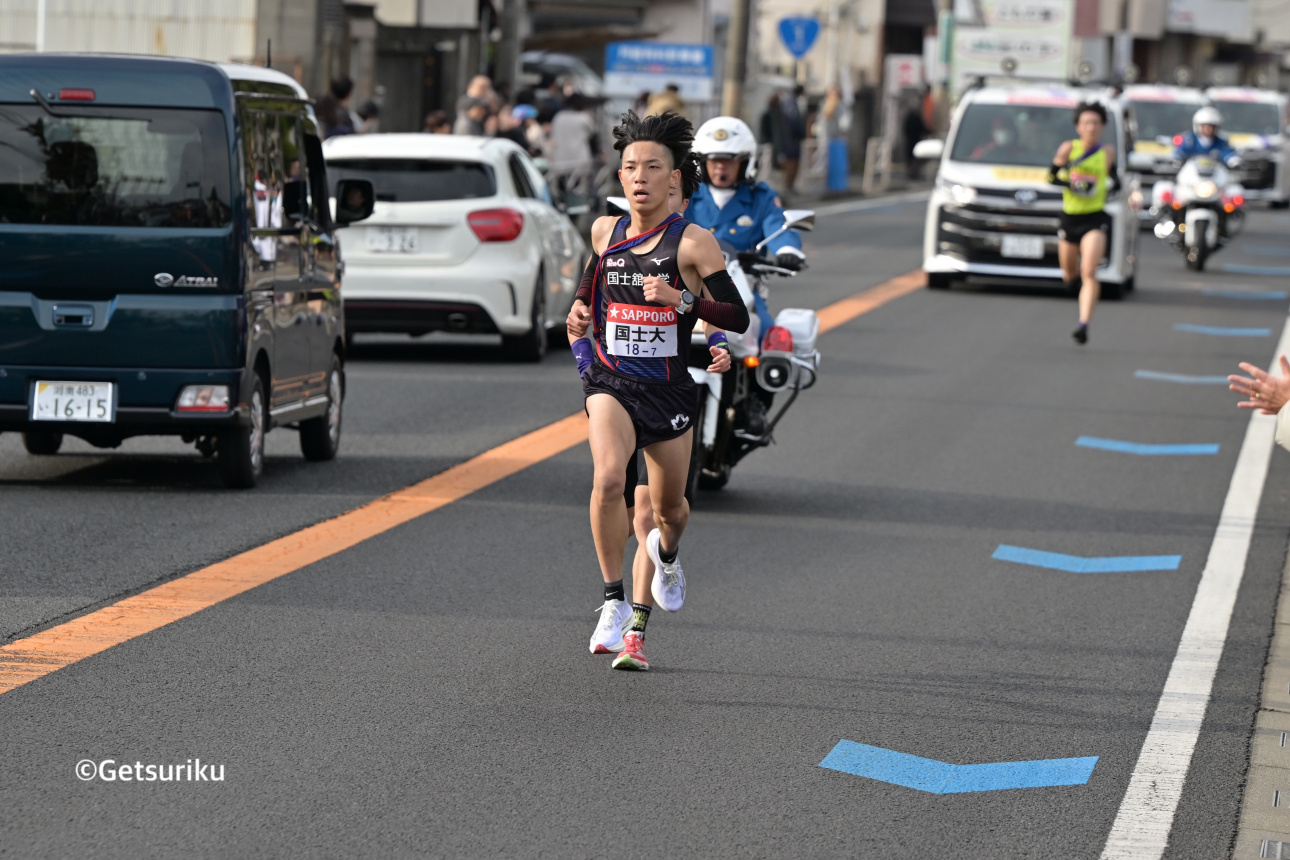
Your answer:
[653,497,688,529]
[592,470,627,505]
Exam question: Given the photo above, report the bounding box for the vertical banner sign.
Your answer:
[603,42,715,101]
[778,17,821,59]
[950,0,1074,99]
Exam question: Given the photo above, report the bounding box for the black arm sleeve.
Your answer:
[696,269,750,333]
[574,253,597,306]
[1047,162,1069,187]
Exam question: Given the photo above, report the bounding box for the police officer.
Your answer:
[688,116,805,336]
[1174,106,1240,167]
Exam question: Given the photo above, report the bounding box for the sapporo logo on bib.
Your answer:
[607,303,678,357]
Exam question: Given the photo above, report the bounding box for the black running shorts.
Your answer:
[624,451,641,508]
[1058,211,1111,244]
[583,362,698,451]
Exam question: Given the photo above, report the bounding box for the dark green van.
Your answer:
[0,56,373,487]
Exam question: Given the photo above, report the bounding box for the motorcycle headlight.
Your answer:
[1194,180,1218,199]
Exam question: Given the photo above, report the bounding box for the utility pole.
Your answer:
[721,0,752,117]
[496,0,525,97]
[35,0,47,52]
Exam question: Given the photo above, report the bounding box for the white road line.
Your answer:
[810,189,930,217]
[1101,313,1290,858]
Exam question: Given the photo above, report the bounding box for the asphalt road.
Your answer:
[4,198,1290,858]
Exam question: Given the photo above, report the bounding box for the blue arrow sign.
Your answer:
[1223,263,1290,276]
[1174,323,1271,337]
[1076,436,1219,456]
[819,741,1098,794]
[1134,369,1230,385]
[778,17,820,59]
[993,544,1181,573]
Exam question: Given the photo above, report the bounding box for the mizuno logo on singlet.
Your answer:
[648,256,670,265]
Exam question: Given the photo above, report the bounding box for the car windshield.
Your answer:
[1130,100,1204,142]
[949,103,1117,167]
[327,159,496,202]
[0,104,232,227]
[1211,100,1281,136]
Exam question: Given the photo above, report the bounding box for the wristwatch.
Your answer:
[678,289,695,314]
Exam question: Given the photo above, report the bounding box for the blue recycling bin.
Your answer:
[827,138,849,193]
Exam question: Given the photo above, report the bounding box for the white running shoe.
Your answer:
[647,528,686,612]
[589,599,634,654]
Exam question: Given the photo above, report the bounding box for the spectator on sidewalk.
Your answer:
[903,98,929,179]
[454,97,489,136]
[424,110,451,134]
[356,100,380,134]
[316,77,356,139]
[548,93,598,207]
[646,84,685,119]
[1230,358,1290,450]
[778,85,807,193]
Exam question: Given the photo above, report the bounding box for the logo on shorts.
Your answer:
[605,257,626,268]
[670,413,690,430]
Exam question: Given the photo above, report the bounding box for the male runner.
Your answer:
[1047,101,1118,346]
[566,110,748,671]
[570,176,733,659]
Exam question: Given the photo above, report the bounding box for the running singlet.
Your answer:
[1061,140,1108,215]
[592,215,699,382]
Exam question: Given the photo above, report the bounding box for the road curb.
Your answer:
[1234,546,1290,858]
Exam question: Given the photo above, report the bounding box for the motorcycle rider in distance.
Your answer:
[1174,106,1241,168]
[688,116,806,338]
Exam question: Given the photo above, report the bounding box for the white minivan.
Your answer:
[1206,87,1290,208]
[914,84,1139,298]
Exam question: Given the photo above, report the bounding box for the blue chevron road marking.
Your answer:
[1075,436,1219,456]
[992,544,1182,573]
[1174,323,1271,337]
[1222,263,1290,276]
[1135,370,1230,385]
[818,741,1098,794]
[1202,288,1288,300]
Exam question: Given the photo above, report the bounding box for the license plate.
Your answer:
[1001,234,1045,259]
[365,226,418,253]
[30,381,115,423]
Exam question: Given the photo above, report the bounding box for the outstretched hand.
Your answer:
[1229,356,1290,414]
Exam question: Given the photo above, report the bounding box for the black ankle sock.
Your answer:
[630,603,651,634]
[604,579,625,602]
[658,545,677,564]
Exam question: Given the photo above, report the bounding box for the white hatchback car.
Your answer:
[324,134,586,360]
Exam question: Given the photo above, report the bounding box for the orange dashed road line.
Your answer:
[0,269,923,696]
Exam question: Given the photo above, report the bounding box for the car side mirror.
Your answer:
[334,178,375,226]
[912,138,945,160]
[782,209,815,231]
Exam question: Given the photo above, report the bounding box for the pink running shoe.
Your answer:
[611,632,650,671]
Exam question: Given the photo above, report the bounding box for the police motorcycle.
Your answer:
[605,198,820,496]
[1151,107,1247,271]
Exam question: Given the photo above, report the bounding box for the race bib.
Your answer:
[606,303,678,357]
[1069,170,1098,196]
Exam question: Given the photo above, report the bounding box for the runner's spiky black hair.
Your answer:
[679,151,701,200]
[1073,101,1107,126]
[613,110,695,173]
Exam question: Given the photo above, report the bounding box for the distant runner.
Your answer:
[1048,101,1118,345]
[565,110,749,671]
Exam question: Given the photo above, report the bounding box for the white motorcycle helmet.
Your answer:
[693,116,758,183]
[1192,106,1223,136]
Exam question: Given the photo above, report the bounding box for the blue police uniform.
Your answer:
[688,181,803,335]
[1174,132,1238,164]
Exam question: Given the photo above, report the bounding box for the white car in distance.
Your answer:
[324,134,587,361]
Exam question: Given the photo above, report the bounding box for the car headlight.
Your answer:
[948,183,977,206]
[1194,180,1218,199]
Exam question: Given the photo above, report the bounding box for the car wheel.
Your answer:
[501,272,548,362]
[300,354,343,462]
[1271,199,1290,210]
[926,272,953,290]
[217,374,266,488]
[22,430,63,455]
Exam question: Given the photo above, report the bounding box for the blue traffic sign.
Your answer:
[778,17,820,59]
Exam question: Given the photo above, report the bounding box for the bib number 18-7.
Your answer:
[606,303,678,357]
